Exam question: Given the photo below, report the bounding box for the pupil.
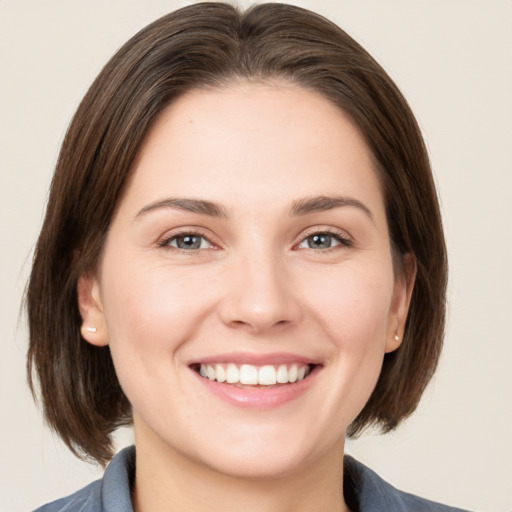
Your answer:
[309,234,331,249]
[178,235,201,249]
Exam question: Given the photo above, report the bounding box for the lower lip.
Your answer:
[192,366,320,409]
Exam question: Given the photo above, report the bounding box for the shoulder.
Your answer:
[344,455,474,512]
[32,447,135,512]
[33,480,102,512]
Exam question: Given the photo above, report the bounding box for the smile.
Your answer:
[189,354,320,408]
[197,363,312,386]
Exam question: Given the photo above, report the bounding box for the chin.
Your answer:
[197,446,316,481]
[181,425,342,481]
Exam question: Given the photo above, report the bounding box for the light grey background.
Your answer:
[1,1,511,511]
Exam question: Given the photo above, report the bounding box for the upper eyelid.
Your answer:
[292,227,354,252]
[296,226,352,242]
[157,225,352,248]
[158,227,218,248]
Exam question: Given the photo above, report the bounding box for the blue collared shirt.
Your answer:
[33,446,472,511]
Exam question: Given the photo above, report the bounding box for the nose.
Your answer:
[218,250,302,334]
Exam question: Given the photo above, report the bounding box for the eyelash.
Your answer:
[158,228,352,253]
[296,228,353,252]
[158,229,215,252]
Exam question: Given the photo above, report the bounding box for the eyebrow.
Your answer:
[136,197,230,219]
[135,194,373,221]
[289,195,374,221]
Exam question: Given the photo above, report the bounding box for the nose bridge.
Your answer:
[219,240,300,333]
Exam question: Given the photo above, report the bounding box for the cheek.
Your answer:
[267,262,396,441]
[305,263,394,421]
[98,263,212,417]
[100,261,216,359]
[309,264,394,349]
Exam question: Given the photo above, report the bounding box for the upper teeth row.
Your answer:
[199,363,310,386]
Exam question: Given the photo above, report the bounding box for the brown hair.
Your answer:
[27,2,447,466]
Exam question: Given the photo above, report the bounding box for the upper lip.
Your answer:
[187,352,321,367]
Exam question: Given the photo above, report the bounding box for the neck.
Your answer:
[132,425,350,512]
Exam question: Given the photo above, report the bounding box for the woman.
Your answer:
[26,2,470,511]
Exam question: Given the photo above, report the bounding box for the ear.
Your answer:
[77,274,109,346]
[385,253,417,353]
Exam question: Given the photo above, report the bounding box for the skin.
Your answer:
[78,82,415,512]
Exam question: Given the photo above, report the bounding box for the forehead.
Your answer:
[121,82,385,221]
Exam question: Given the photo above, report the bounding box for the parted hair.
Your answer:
[27,2,447,466]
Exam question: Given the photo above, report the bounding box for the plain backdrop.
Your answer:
[1,1,511,511]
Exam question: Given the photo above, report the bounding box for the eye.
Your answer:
[161,232,213,251]
[297,231,351,250]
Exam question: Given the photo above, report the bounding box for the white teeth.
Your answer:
[226,363,239,384]
[259,365,277,385]
[288,364,298,383]
[197,363,311,385]
[215,364,226,383]
[276,364,288,383]
[239,364,258,385]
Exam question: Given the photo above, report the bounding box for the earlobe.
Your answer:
[77,275,109,346]
[385,253,417,353]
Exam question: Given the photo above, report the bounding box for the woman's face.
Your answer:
[79,83,412,479]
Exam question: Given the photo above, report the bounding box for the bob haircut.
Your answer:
[27,2,447,466]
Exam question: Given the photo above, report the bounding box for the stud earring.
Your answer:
[394,333,399,342]
[85,326,97,333]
